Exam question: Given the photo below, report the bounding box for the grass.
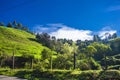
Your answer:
[0,26,47,59]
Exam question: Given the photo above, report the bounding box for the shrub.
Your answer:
[78,71,99,80]
[108,65,120,70]
[98,70,120,79]
[77,58,101,70]
[89,58,102,70]
[79,63,91,70]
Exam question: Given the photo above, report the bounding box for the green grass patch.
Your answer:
[0,26,48,59]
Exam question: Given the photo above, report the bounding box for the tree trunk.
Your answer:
[0,59,3,68]
[104,54,107,70]
[12,51,15,70]
[105,56,107,70]
[73,53,76,70]
[50,56,52,71]
[30,58,33,69]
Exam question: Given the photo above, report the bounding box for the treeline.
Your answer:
[36,32,120,70]
[0,21,33,34]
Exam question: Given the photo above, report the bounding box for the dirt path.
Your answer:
[0,75,27,80]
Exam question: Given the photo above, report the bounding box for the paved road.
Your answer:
[0,75,27,80]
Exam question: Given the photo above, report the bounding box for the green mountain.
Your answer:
[0,26,46,59]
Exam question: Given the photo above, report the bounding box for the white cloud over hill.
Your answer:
[33,24,117,41]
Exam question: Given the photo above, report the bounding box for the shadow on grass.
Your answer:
[28,38,37,42]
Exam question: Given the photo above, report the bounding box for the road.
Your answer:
[0,75,27,80]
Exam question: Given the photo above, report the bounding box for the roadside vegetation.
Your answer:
[0,68,120,80]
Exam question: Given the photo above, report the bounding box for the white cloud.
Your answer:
[98,26,117,39]
[32,24,60,33]
[47,23,65,28]
[107,5,120,12]
[33,24,117,41]
[49,24,93,41]
[101,26,112,31]
[32,25,48,33]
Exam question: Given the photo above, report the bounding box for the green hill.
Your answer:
[0,26,46,59]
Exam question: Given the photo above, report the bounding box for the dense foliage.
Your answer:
[36,32,119,70]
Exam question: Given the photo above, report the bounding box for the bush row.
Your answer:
[0,69,120,80]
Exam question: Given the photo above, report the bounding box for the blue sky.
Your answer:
[0,0,120,40]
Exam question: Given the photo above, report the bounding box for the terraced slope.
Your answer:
[0,26,45,58]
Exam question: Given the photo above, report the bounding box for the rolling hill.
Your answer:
[0,26,46,59]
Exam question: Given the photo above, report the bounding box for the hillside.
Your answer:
[0,26,45,58]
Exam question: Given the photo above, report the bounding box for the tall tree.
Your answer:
[7,22,12,28]
[36,33,51,48]
[55,40,63,53]
[0,22,4,26]
[110,38,120,55]
[61,43,71,54]
[17,23,23,29]
[108,34,112,40]
[91,42,111,70]
[112,33,117,39]
[76,40,81,45]
[12,45,16,70]
[21,26,29,32]
[54,54,72,69]
[71,42,78,69]
[85,45,97,58]
[12,20,17,28]
[93,35,101,42]
[41,48,53,70]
